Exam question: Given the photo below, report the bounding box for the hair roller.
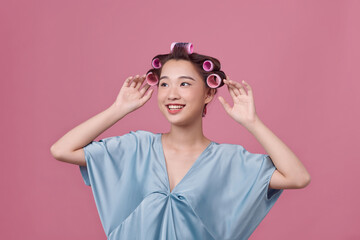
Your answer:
[202,60,214,72]
[146,71,159,86]
[206,73,223,88]
[151,57,161,69]
[170,42,194,54]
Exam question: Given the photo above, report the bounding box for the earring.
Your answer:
[202,105,207,117]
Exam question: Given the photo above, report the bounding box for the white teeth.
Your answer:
[168,105,184,109]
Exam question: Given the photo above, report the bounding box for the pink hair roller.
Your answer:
[202,60,214,71]
[146,72,159,86]
[170,42,194,54]
[152,58,161,69]
[206,73,222,88]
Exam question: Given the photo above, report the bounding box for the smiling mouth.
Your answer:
[167,104,185,110]
[166,104,185,113]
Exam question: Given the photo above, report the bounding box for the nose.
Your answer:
[167,85,180,100]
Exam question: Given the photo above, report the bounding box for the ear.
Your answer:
[204,88,216,104]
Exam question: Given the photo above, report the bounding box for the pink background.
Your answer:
[1,0,359,239]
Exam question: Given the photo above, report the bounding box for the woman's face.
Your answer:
[157,59,214,126]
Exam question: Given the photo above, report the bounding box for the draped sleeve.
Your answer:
[77,134,284,239]
[78,130,153,236]
[241,152,284,237]
[188,143,284,240]
[79,132,137,187]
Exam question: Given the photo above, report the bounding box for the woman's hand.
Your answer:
[112,74,154,115]
[218,76,259,128]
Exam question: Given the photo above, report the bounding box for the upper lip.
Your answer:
[166,103,186,106]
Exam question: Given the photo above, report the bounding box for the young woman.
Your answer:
[51,42,311,239]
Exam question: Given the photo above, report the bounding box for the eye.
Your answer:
[160,82,168,87]
[180,82,190,86]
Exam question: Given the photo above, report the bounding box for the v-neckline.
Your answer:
[157,133,214,194]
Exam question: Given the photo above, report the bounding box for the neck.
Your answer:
[163,117,210,149]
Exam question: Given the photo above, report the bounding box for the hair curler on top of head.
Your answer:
[146,42,226,89]
[170,42,194,54]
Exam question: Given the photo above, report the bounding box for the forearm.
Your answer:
[51,103,127,155]
[245,116,311,184]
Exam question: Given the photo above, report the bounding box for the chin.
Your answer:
[164,114,202,127]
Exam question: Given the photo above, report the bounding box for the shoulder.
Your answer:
[91,130,157,147]
[212,142,246,154]
[87,130,157,154]
[128,130,158,141]
[212,142,266,163]
[102,130,157,140]
[116,130,158,146]
[130,130,157,137]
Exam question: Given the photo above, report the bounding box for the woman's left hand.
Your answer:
[218,76,259,128]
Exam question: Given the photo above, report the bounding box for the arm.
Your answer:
[218,77,311,189]
[50,74,153,166]
[245,116,311,189]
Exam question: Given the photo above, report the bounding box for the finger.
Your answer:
[224,79,238,91]
[241,80,253,98]
[238,85,246,95]
[131,74,140,88]
[237,80,248,95]
[218,96,231,113]
[123,76,133,87]
[223,78,230,85]
[130,79,137,88]
[229,79,242,88]
[229,83,241,96]
[227,81,240,97]
[139,83,151,96]
[228,80,245,96]
[227,84,238,99]
[135,74,147,90]
[232,80,247,95]
[140,88,154,104]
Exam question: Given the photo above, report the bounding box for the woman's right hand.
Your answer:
[112,74,154,116]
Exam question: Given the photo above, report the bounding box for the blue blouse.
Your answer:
[79,130,284,239]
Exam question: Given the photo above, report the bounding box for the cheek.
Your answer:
[157,92,165,108]
[186,88,207,103]
[156,89,163,100]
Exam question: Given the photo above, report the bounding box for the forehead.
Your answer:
[160,59,200,78]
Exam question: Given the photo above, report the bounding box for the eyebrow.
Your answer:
[159,76,196,81]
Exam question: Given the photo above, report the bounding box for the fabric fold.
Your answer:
[79,130,284,239]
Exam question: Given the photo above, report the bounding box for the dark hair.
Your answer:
[146,43,227,117]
